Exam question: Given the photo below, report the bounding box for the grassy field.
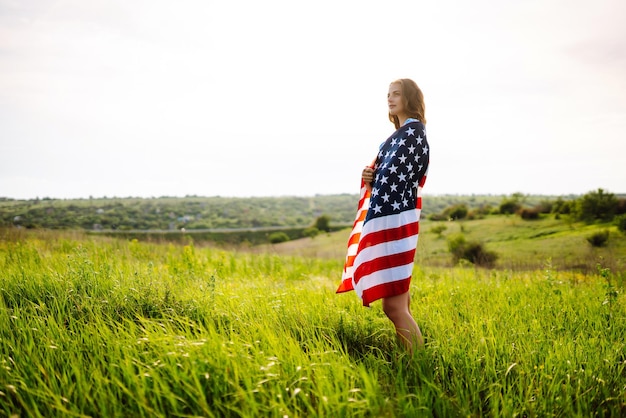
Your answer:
[0,227,625,417]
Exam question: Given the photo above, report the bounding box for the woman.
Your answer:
[337,78,430,352]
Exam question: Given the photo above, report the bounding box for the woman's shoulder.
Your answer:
[399,119,426,136]
[403,118,425,129]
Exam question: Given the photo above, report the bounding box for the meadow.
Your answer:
[0,227,625,417]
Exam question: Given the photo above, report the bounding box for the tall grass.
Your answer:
[0,230,624,417]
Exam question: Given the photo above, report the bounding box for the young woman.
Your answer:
[337,78,430,352]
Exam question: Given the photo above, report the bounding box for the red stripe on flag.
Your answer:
[353,249,416,282]
[361,278,411,306]
[357,221,419,250]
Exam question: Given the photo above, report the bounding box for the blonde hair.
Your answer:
[388,78,426,129]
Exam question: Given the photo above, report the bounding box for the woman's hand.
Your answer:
[362,166,375,184]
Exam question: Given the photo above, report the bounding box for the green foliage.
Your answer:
[429,213,449,221]
[497,192,526,215]
[0,194,596,232]
[447,234,498,267]
[0,233,624,416]
[467,204,494,219]
[519,207,541,220]
[534,200,554,214]
[443,204,468,220]
[499,199,521,214]
[616,214,626,234]
[586,230,610,247]
[269,232,290,244]
[302,227,320,238]
[576,188,619,222]
[0,195,359,231]
[314,214,331,232]
[552,197,573,215]
[430,224,447,238]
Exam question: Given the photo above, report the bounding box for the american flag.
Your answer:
[337,120,429,307]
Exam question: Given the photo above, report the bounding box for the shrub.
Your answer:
[302,227,319,238]
[519,208,541,220]
[535,200,553,214]
[447,234,498,268]
[268,232,290,244]
[314,215,331,232]
[586,230,609,247]
[429,213,449,221]
[616,215,626,234]
[617,198,626,215]
[430,224,447,238]
[552,198,573,215]
[499,199,521,215]
[443,204,468,220]
[475,204,494,216]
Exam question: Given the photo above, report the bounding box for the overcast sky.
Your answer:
[1,0,625,200]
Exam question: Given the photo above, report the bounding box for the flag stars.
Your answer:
[366,123,428,220]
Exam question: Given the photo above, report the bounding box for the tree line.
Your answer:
[2,190,623,233]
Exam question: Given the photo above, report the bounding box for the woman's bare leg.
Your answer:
[382,292,424,352]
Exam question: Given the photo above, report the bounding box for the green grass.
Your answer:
[0,229,625,417]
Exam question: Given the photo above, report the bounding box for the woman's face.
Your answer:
[387,83,406,119]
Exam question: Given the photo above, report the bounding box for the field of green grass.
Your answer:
[1,226,625,417]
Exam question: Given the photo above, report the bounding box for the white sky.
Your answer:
[1,0,625,199]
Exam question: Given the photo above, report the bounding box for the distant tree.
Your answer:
[443,204,468,220]
[552,198,573,215]
[616,198,626,215]
[314,215,331,232]
[615,215,626,234]
[499,193,525,215]
[575,188,618,222]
